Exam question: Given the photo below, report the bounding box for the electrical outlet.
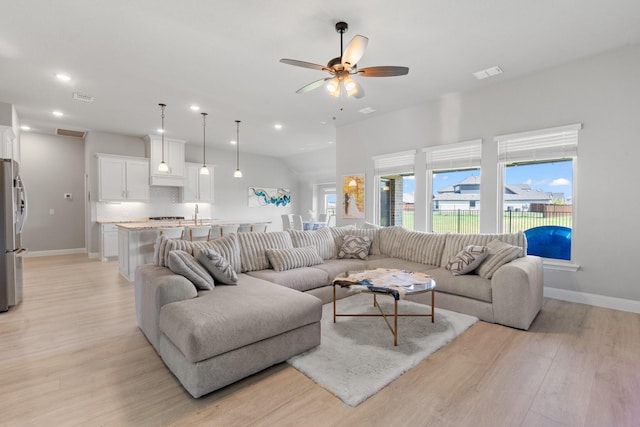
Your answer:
[49,209,55,215]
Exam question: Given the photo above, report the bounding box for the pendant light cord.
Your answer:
[235,120,241,170]
[159,103,166,163]
[201,112,207,165]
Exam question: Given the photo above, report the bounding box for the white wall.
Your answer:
[336,43,640,303]
[20,133,85,252]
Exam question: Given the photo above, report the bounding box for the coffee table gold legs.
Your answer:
[333,287,436,346]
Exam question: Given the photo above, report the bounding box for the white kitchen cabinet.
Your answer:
[100,223,119,260]
[181,163,214,203]
[144,135,186,186]
[97,155,150,202]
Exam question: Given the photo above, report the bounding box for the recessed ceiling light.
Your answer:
[52,111,64,117]
[21,125,31,131]
[56,73,71,81]
[274,123,283,130]
[473,66,503,80]
[157,128,164,134]
[328,141,334,144]
[358,107,376,114]
[320,121,327,125]
[190,105,200,111]
[230,140,237,145]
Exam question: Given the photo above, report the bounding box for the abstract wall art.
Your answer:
[342,174,365,218]
[248,187,291,207]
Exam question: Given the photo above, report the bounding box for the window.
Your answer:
[324,192,336,216]
[497,124,580,261]
[373,150,416,229]
[425,140,482,233]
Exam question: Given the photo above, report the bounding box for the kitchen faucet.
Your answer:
[194,204,199,225]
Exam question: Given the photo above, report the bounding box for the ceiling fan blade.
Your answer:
[280,58,329,72]
[358,66,409,77]
[342,35,369,68]
[296,78,331,94]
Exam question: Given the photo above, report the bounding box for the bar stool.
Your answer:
[209,225,221,240]
[220,224,239,236]
[187,226,211,242]
[158,227,184,239]
[237,224,252,233]
[251,223,268,233]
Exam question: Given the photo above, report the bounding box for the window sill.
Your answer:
[542,259,580,272]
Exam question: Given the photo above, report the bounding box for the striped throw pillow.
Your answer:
[265,246,324,272]
[476,239,523,279]
[289,227,335,260]
[167,250,214,290]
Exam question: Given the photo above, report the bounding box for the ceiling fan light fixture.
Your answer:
[326,77,340,93]
[344,77,356,92]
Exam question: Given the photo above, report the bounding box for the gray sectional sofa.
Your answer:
[134,225,543,398]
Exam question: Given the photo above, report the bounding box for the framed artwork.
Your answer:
[248,187,291,207]
[342,174,365,218]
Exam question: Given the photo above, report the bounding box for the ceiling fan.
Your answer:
[280,21,409,99]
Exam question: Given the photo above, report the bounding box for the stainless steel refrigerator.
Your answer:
[0,159,27,312]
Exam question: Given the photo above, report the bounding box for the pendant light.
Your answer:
[233,120,243,178]
[199,112,209,175]
[158,103,169,172]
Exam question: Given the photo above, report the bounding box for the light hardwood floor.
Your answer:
[1,254,639,427]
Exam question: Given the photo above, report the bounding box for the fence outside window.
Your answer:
[429,208,572,234]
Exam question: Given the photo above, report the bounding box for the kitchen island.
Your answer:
[114,220,270,281]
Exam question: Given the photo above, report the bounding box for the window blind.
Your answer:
[373,150,416,176]
[496,123,581,163]
[424,140,482,171]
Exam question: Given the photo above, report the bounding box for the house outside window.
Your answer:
[425,140,482,233]
[496,124,581,261]
[373,150,416,229]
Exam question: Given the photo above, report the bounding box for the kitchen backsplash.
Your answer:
[95,186,213,221]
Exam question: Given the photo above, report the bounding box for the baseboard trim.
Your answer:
[544,286,640,314]
[24,248,87,258]
[88,252,100,259]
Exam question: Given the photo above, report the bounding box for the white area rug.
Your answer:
[288,293,478,407]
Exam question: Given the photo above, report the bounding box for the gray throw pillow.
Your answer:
[446,245,488,276]
[338,235,372,260]
[265,246,324,272]
[195,248,238,285]
[167,250,214,290]
[476,239,523,279]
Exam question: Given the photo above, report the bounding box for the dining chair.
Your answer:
[327,214,336,227]
[158,227,184,239]
[292,215,304,231]
[187,226,211,242]
[281,214,293,231]
[317,213,328,223]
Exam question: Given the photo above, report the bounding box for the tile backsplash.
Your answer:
[95,186,213,221]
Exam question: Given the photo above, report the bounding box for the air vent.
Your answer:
[473,66,503,80]
[72,92,94,103]
[56,128,86,139]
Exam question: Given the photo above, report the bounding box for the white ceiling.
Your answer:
[1,1,640,159]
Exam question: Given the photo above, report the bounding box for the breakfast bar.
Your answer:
[111,219,269,281]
